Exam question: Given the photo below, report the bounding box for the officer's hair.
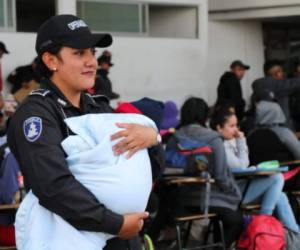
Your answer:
[36,46,63,79]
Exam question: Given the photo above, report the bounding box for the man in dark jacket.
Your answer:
[94,54,120,101]
[216,60,250,120]
[253,60,300,129]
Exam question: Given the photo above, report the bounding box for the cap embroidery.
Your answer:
[68,20,87,30]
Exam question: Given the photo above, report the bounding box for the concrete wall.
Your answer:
[209,0,300,11]
[149,6,198,38]
[209,0,300,20]
[1,0,208,107]
[206,20,264,107]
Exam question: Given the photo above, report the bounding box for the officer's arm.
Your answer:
[7,100,123,234]
[148,144,165,181]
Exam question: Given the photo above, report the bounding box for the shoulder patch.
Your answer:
[29,89,51,97]
[23,117,43,142]
[57,98,67,107]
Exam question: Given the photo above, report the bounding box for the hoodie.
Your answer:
[256,101,300,159]
[166,124,242,210]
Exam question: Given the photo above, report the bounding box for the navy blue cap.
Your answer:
[36,14,112,56]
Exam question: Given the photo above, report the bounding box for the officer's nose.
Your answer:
[85,51,97,69]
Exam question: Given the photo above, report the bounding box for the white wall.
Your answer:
[209,0,300,20]
[109,36,207,105]
[149,6,198,38]
[209,0,300,11]
[1,0,208,107]
[206,20,264,107]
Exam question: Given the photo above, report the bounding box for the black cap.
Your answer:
[97,55,113,66]
[230,60,250,70]
[35,14,112,56]
[0,42,9,54]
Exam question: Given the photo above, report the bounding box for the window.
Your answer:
[77,1,146,34]
[16,0,55,32]
[77,1,199,39]
[0,0,15,30]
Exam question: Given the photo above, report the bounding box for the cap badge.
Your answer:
[68,20,87,30]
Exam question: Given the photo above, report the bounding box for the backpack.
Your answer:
[237,215,285,250]
[164,135,213,213]
[165,135,212,175]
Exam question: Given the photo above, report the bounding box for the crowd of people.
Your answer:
[2,13,300,250]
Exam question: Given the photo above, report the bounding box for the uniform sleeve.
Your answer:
[148,144,165,181]
[7,99,123,234]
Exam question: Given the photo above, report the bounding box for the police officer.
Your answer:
[7,14,163,250]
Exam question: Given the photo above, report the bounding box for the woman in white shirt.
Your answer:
[210,108,299,233]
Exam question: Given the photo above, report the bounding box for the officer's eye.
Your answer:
[74,50,85,56]
[91,48,97,55]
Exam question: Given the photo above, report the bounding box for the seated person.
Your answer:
[166,97,244,248]
[210,108,299,233]
[256,100,300,160]
[15,113,155,250]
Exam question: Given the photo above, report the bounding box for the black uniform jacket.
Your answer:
[7,79,164,249]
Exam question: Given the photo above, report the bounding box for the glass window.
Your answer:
[7,0,13,27]
[76,1,199,39]
[16,0,55,32]
[0,0,4,26]
[77,1,142,33]
[0,0,15,30]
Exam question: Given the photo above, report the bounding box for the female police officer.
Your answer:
[7,14,163,250]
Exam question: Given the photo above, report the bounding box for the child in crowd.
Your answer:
[210,108,299,233]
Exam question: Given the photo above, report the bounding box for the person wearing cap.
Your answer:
[7,14,163,250]
[0,41,9,59]
[216,60,250,120]
[7,57,41,94]
[92,53,120,101]
[253,60,300,130]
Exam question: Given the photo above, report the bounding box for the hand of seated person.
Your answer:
[234,129,245,139]
[111,123,158,158]
[118,212,149,239]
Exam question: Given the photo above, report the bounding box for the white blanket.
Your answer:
[15,113,154,250]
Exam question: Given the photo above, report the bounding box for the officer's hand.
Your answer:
[118,212,149,239]
[111,123,157,158]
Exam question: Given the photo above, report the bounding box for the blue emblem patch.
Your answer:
[23,117,42,142]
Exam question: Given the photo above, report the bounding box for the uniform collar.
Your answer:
[40,78,100,109]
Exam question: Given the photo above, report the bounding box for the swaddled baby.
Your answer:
[15,113,154,250]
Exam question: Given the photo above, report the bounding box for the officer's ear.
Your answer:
[42,52,59,72]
